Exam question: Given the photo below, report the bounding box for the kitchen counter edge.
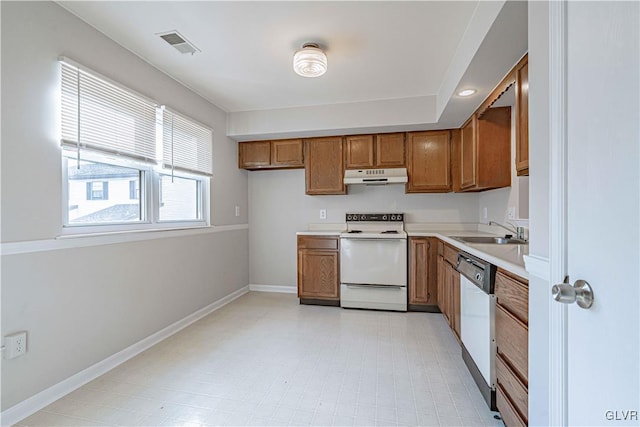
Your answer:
[295,228,528,279]
[408,231,528,280]
[296,230,344,236]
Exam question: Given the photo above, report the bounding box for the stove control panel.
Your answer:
[345,213,404,222]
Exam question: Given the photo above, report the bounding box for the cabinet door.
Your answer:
[305,137,346,195]
[442,262,452,323]
[460,117,476,189]
[476,107,511,189]
[437,255,445,313]
[297,249,339,300]
[238,141,271,169]
[496,304,529,385]
[375,133,405,167]
[452,267,461,338]
[406,131,451,193]
[409,237,437,306]
[271,139,303,168]
[345,135,374,169]
[516,59,529,176]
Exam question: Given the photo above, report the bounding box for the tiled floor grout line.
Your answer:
[16,293,504,427]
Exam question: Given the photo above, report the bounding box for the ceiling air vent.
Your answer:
[157,30,200,55]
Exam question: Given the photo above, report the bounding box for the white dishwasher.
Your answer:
[457,251,497,411]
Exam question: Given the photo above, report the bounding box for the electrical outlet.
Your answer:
[319,209,327,220]
[507,206,516,220]
[482,207,488,220]
[4,331,27,359]
[235,206,240,217]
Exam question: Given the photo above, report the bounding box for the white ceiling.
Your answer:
[58,1,527,139]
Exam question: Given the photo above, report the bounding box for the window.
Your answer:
[86,181,108,201]
[68,158,141,224]
[159,175,200,221]
[129,180,139,200]
[60,58,212,233]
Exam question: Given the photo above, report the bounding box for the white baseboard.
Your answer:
[0,286,249,427]
[249,284,297,294]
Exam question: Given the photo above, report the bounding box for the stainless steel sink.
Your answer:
[452,236,527,245]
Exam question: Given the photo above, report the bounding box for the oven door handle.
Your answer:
[340,237,406,242]
[343,283,405,289]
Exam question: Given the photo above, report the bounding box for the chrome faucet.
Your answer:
[489,221,527,241]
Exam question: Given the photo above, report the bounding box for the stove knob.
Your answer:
[475,273,482,282]
[360,215,366,221]
[382,215,388,221]
[391,215,396,220]
[398,214,403,221]
[346,215,351,221]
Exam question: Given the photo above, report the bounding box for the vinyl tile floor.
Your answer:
[16,292,503,427]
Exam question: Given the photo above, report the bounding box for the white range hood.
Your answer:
[343,168,408,185]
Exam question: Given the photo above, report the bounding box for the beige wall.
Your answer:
[1,1,249,410]
[248,169,480,287]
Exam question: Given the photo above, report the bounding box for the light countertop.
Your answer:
[297,222,528,279]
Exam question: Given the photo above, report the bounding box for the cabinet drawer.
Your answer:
[497,353,528,422]
[495,270,529,324]
[297,236,338,250]
[497,384,527,427]
[496,304,528,385]
[443,244,458,266]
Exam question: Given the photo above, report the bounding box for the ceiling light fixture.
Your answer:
[457,89,477,97]
[293,43,327,78]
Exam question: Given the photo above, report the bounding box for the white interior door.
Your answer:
[564,2,639,425]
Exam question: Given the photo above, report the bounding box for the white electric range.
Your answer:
[339,213,408,311]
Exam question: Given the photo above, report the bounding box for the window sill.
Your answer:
[1,224,248,256]
[57,224,210,239]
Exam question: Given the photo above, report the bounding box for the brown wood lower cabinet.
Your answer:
[297,236,340,305]
[436,240,460,339]
[408,237,438,310]
[495,269,529,426]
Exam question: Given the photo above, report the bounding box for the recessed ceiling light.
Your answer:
[458,89,477,97]
[293,43,327,78]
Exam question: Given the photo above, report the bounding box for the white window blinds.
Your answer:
[162,108,213,176]
[60,60,158,162]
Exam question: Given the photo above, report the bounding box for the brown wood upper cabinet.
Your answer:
[345,133,405,169]
[238,139,304,170]
[304,136,346,195]
[515,55,529,176]
[459,107,511,192]
[406,130,451,193]
[408,237,438,310]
